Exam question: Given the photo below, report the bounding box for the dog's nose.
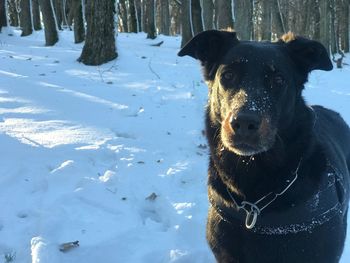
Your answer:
[231,113,261,136]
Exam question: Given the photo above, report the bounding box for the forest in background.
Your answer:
[0,0,349,66]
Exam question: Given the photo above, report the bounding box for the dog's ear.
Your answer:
[280,33,333,73]
[178,30,239,80]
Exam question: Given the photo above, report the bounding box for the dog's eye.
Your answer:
[223,72,234,80]
[273,75,285,86]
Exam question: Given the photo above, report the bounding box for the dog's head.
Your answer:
[178,30,332,156]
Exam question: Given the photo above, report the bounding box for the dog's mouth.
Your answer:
[222,136,272,156]
[230,142,264,156]
[221,112,276,156]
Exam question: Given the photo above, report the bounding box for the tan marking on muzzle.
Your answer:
[223,112,234,134]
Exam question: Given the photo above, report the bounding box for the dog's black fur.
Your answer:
[178,30,350,263]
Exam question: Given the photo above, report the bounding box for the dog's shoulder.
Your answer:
[311,105,350,175]
[312,105,350,150]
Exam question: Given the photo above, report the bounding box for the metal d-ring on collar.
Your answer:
[226,159,303,229]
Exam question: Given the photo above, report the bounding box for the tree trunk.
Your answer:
[170,0,181,35]
[39,0,59,46]
[191,0,203,35]
[271,0,285,38]
[0,0,7,32]
[313,0,321,41]
[329,0,337,53]
[202,0,214,30]
[145,0,156,39]
[78,0,117,65]
[234,0,253,40]
[119,0,128,32]
[53,0,63,30]
[320,0,331,54]
[72,0,85,43]
[216,0,233,30]
[129,0,138,33]
[159,0,170,35]
[340,0,349,52]
[142,0,147,32]
[62,0,70,28]
[32,0,42,30]
[181,0,193,47]
[8,0,19,27]
[260,0,272,40]
[135,0,142,32]
[19,0,33,36]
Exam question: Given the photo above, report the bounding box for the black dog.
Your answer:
[178,30,350,263]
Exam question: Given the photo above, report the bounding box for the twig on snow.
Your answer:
[148,58,160,79]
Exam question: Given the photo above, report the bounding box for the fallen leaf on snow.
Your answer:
[59,241,79,252]
[146,192,158,201]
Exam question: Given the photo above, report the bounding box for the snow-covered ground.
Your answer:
[0,29,349,263]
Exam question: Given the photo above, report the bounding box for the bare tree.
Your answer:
[53,0,63,30]
[145,0,156,39]
[202,0,214,30]
[0,0,7,32]
[32,0,42,30]
[170,0,181,35]
[142,0,147,31]
[320,0,332,53]
[19,0,33,36]
[39,0,59,45]
[135,0,142,32]
[8,0,19,27]
[119,0,129,32]
[191,0,203,35]
[181,0,193,47]
[78,0,117,65]
[129,0,138,33]
[271,0,285,38]
[260,0,272,40]
[330,0,338,53]
[71,0,85,43]
[159,0,170,35]
[234,0,254,40]
[339,0,349,52]
[216,0,233,29]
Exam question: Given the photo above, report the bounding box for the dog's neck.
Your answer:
[206,98,316,201]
